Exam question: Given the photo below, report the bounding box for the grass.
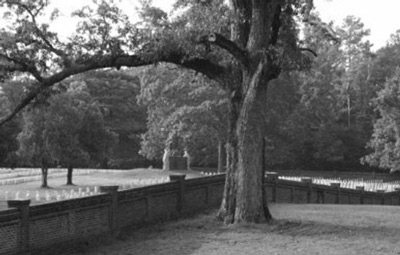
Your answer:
[68,203,400,255]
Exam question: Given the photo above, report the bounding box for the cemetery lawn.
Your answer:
[0,168,203,210]
[69,203,400,255]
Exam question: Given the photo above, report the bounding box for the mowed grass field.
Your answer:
[68,203,400,255]
[0,168,203,210]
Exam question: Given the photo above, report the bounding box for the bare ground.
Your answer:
[69,203,400,255]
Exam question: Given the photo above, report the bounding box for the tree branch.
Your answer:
[299,47,317,57]
[6,0,71,67]
[35,33,72,67]
[0,52,225,126]
[305,18,341,44]
[200,33,248,66]
[0,53,44,82]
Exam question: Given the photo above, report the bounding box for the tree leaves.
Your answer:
[138,63,228,164]
[363,68,400,171]
[16,82,116,168]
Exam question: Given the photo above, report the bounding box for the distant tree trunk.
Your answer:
[347,95,351,127]
[41,168,48,188]
[66,164,73,185]
[217,140,224,173]
[41,157,49,188]
[101,157,109,169]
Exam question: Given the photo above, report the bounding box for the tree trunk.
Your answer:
[235,74,272,223]
[66,164,73,185]
[41,167,48,188]
[218,64,274,223]
[216,0,285,224]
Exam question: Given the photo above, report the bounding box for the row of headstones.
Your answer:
[201,172,221,176]
[1,186,100,202]
[0,177,172,202]
[276,175,400,193]
[0,169,104,186]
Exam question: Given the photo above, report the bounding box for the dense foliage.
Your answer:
[0,3,400,172]
[138,63,228,169]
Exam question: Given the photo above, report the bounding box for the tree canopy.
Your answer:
[16,81,117,186]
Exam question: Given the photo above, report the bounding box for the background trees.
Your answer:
[17,82,117,187]
[75,70,149,168]
[0,80,24,167]
[138,64,228,171]
[260,15,378,171]
[362,68,400,172]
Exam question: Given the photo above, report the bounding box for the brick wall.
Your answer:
[0,174,225,255]
[265,175,400,205]
[1,173,399,255]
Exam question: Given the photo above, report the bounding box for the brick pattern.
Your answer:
[0,222,19,254]
[29,213,70,248]
[75,206,110,237]
[117,198,147,227]
[208,185,224,206]
[152,193,178,219]
[184,187,207,212]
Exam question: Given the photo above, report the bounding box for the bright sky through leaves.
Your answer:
[314,0,400,50]
[1,0,398,50]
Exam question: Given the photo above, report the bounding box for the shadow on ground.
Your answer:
[65,204,400,255]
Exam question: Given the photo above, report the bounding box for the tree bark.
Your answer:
[218,63,274,223]
[66,164,73,185]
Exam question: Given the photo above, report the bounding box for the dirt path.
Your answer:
[68,203,400,255]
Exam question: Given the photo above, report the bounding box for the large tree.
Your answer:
[0,0,327,223]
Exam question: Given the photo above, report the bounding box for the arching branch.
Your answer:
[0,52,225,126]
